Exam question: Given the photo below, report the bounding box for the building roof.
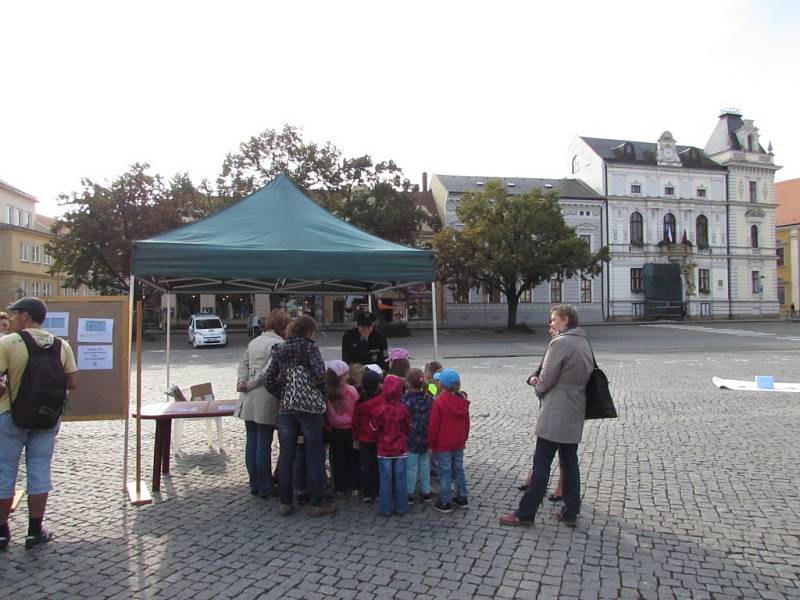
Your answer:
[433,174,603,199]
[579,136,726,171]
[705,111,768,155]
[776,178,800,226]
[0,178,37,201]
[412,190,438,215]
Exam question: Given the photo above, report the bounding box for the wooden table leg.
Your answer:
[153,420,164,492]
[162,418,172,475]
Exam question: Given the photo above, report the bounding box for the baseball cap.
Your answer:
[362,369,382,397]
[388,348,409,361]
[433,368,460,389]
[326,359,349,377]
[356,311,377,326]
[7,296,47,323]
[364,363,383,376]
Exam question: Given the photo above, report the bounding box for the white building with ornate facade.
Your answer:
[430,174,604,327]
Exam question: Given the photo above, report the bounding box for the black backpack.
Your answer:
[10,330,67,429]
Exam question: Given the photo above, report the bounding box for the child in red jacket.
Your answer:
[370,375,412,516]
[428,368,470,513]
[352,369,383,502]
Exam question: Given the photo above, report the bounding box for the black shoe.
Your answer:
[295,492,310,506]
[548,494,563,502]
[434,500,452,514]
[420,493,433,503]
[0,534,9,551]
[554,510,577,528]
[517,484,528,491]
[25,528,52,549]
[407,494,416,504]
[453,497,468,509]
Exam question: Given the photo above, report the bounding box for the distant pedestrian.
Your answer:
[428,368,470,513]
[370,375,411,517]
[402,369,433,503]
[791,304,797,319]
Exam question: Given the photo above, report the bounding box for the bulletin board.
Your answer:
[41,296,130,421]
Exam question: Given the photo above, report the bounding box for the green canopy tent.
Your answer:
[125,174,439,498]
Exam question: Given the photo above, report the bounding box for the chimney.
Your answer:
[422,172,428,192]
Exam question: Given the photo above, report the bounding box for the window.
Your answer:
[580,278,592,303]
[749,181,757,203]
[31,245,42,264]
[664,186,675,196]
[571,155,579,174]
[700,302,711,317]
[663,213,676,243]
[632,303,645,317]
[4,205,10,223]
[580,234,591,249]
[630,184,641,194]
[697,188,707,198]
[777,247,785,267]
[751,271,761,294]
[19,242,29,262]
[750,225,759,248]
[698,269,710,294]
[747,134,754,152]
[629,212,643,245]
[631,268,644,293]
[695,215,709,249]
[41,282,52,297]
[44,251,53,266]
[520,287,531,303]
[550,279,562,303]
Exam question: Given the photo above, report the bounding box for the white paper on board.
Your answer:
[42,312,70,337]
[77,345,114,370]
[77,318,114,343]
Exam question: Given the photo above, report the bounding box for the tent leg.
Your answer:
[166,293,171,387]
[123,276,134,493]
[368,294,373,313]
[431,281,439,360]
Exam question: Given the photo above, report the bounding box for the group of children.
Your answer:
[323,354,470,516]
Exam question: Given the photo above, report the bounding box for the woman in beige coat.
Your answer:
[235,309,290,498]
[501,304,593,527]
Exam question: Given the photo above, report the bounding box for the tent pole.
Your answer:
[166,292,171,387]
[368,294,373,313]
[123,276,134,492]
[431,281,439,360]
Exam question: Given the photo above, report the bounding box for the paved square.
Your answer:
[1,323,799,599]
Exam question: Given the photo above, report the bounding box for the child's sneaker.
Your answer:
[420,493,433,503]
[362,496,374,504]
[434,500,452,513]
[407,494,416,504]
[453,497,469,509]
[25,528,52,549]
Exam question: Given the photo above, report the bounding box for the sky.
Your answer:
[1,0,799,217]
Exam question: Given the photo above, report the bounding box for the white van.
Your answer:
[187,314,227,348]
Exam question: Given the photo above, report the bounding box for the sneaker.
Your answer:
[453,496,469,509]
[350,489,361,497]
[310,503,336,517]
[434,500,452,514]
[362,496,374,504]
[25,528,52,549]
[294,492,310,506]
[0,534,9,551]
[407,494,416,504]
[279,504,293,516]
[420,493,433,503]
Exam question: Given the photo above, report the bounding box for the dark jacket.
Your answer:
[427,390,470,453]
[264,336,326,411]
[401,390,432,454]
[341,328,388,369]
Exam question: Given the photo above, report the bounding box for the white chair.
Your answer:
[168,382,226,455]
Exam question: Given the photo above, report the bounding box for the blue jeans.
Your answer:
[378,456,408,516]
[406,452,431,494]
[0,411,60,497]
[244,421,274,496]
[277,412,324,506]
[436,449,467,504]
[517,437,580,520]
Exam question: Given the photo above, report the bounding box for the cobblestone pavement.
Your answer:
[1,325,799,599]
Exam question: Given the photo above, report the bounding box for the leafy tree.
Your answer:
[47,164,210,295]
[433,179,609,329]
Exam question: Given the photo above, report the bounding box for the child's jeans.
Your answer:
[406,452,431,495]
[436,449,467,503]
[378,456,408,516]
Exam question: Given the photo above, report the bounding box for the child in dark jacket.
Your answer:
[428,368,470,513]
[370,375,412,516]
[402,369,433,503]
[351,369,383,502]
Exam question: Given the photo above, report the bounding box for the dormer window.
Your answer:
[631,184,641,194]
[664,186,675,196]
[697,188,707,198]
[623,142,635,158]
[571,155,580,174]
[747,134,754,152]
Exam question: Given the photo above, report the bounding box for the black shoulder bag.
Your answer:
[584,338,617,420]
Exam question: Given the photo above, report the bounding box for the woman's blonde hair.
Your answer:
[263,309,290,334]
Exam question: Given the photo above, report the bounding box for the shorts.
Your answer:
[0,410,60,497]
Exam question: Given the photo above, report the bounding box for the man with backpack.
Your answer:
[0,297,77,550]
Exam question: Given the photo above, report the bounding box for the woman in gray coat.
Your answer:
[501,304,593,527]
[235,309,290,498]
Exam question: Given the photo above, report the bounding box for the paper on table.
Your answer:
[43,312,70,337]
[77,318,114,343]
[217,404,236,410]
[77,345,113,370]
[166,405,200,413]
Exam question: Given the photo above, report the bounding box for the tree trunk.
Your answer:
[506,292,519,329]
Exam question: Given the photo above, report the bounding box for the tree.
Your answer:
[47,164,210,295]
[433,179,609,329]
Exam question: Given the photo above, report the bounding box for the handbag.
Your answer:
[584,339,617,420]
[281,349,325,413]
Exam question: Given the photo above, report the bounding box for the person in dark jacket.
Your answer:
[402,369,433,502]
[428,368,470,514]
[341,311,388,370]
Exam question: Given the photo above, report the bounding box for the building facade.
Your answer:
[567,111,779,321]
[775,178,800,315]
[430,174,604,327]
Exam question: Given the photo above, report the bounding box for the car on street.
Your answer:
[188,314,227,348]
